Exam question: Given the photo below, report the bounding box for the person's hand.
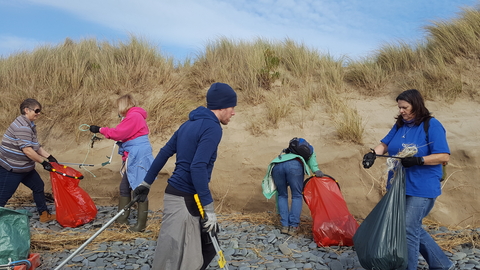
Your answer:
[401,157,424,168]
[202,202,218,233]
[362,150,376,169]
[315,170,324,177]
[41,160,53,171]
[47,155,58,163]
[89,125,101,133]
[133,181,151,202]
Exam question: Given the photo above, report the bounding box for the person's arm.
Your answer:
[37,147,51,159]
[306,152,323,176]
[22,147,48,163]
[100,112,144,141]
[133,133,177,202]
[191,126,222,206]
[422,153,449,165]
[372,142,388,155]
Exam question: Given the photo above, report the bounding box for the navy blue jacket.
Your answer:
[144,106,222,205]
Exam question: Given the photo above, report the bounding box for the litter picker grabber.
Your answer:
[376,154,403,159]
[370,148,403,159]
[60,162,95,168]
[194,194,229,270]
[53,196,139,270]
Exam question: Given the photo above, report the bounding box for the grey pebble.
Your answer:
[13,205,480,270]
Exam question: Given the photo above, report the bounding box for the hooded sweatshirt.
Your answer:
[143,106,222,206]
[100,107,149,143]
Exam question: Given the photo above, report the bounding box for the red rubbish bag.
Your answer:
[50,163,97,227]
[303,175,359,246]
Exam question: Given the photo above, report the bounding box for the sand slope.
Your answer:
[18,96,480,227]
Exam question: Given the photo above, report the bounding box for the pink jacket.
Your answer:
[100,107,150,143]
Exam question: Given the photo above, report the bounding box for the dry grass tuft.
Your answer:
[423,218,480,252]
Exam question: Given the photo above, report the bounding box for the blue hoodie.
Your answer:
[144,106,222,205]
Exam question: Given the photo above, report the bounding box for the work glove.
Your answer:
[362,150,376,169]
[401,157,424,168]
[89,125,101,133]
[315,170,324,177]
[47,155,58,163]
[41,160,53,171]
[133,181,151,202]
[202,202,218,233]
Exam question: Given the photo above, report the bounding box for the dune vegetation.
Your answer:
[1,8,480,145]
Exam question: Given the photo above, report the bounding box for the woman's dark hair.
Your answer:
[395,89,431,127]
[20,98,42,115]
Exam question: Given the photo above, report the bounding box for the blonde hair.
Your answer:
[117,94,136,117]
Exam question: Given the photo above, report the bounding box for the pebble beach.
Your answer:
[11,205,480,270]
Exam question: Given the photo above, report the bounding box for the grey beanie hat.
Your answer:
[206,82,237,110]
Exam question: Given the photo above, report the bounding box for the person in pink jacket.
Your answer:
[89,94,154,232]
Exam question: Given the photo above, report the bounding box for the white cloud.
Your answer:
[0,35,42,57]
[21,0,479,60]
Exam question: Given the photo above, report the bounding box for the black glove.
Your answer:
[47,155,58,163]
[315,170,324,177]
[133,181,151,202]
[41,160,53,171]
[89,125,101,133]
[401,157,424,168]
[362,151,376,169]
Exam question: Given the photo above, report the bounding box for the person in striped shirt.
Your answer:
[0,98,57,222]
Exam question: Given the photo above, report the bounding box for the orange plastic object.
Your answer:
[13,253,41,270]
[303,176,359,247]
[50,163,97,227]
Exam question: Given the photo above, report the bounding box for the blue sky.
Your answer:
[0,0,478,61]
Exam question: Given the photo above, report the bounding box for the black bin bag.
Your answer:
[353,166,408,270]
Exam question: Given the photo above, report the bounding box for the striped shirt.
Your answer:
[0,115,40,173]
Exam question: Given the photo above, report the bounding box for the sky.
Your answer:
[0,0,478,62]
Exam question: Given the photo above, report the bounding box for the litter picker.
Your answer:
[370,148,403,159]
[194,194,229,270]
[376,154,403,159]
[60,162,95,167]
[53,196,139,270]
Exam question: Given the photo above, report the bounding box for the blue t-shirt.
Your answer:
[381,118,450,198]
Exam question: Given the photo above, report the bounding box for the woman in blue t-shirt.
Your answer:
[362,89,453,270]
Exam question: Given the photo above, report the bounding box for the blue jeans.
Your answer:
[272,159,304,227]
[0,166,49,214]
[406,196,453,270]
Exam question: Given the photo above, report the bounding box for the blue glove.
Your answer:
[315,170,324,177]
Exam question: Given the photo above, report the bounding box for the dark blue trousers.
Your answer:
[0,166,48,214]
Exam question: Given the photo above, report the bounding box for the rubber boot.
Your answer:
[116,196,131,225]
[129,201,148,232]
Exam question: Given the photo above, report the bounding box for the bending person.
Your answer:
[89,94,154,232]
[265,137,324,236]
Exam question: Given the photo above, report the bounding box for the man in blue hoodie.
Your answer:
[133,82,237,270]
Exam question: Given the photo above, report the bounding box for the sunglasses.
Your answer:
[29,108,41,114]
